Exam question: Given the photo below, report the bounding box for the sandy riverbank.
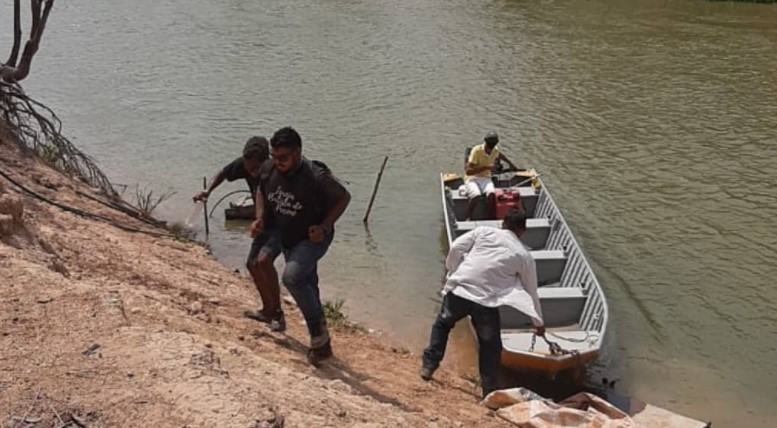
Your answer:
[0,128,504,428]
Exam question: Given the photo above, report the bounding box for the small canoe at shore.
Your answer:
[224,195,255,220]
[440,170,609,376]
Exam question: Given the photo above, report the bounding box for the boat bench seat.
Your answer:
[449,186,538,219]
[533,250,567,286]
[455,219,551,250]
[499,287,587,329]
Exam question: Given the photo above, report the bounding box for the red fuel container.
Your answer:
[494,188,522,220]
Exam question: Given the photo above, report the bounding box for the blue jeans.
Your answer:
[281,233,333,345]
[423,292,502,397]
[247,229,282,267]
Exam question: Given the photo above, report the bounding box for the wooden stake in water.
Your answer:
[202,176,210,236]
[363,156,389,224]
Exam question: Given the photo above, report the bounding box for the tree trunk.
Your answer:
[0,0,55,83]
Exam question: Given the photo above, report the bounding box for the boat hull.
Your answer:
[225,204,255,220]
[501,348,599,374]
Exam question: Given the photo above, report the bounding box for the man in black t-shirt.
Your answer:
[194,136,286,331]
[251,127,351,364]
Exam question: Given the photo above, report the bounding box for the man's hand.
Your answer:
[193,191,209,203]
[249,218,264,238]
[309,225,326,244]
[482,164,495,173]
[534,325,546,336]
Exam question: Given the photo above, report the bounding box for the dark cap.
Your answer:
[484,131,499,144]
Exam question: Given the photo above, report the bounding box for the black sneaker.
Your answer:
[420,365,435,381]
[243,309,271,324]
[306,339,333,366]
[270,311,286,332]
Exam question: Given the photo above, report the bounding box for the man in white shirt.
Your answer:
[420,208,545,397]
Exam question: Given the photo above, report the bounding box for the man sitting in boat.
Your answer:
[465,131,519,220]
[420,208,545,398]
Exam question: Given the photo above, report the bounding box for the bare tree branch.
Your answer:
[37,0,54,41]
[1,0,55,83]
[5,0,22,67]
[0,0,124,202]
[30,1,42,35]
[1,81,119,197]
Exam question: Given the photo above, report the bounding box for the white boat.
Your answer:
[440,169,608,375]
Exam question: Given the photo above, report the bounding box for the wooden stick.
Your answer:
[363,156,389,224]
[49,401,64,425]
[13,389,41,428]
[70,414,88,428]
[202,177,210,235]
[509,173,541,189]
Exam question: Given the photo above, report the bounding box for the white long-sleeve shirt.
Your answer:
[442,226,544,326]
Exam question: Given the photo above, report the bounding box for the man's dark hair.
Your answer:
[503,208,527,231]
[270,126,302,150]
[243,136,269,161]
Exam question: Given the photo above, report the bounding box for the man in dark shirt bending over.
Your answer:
[194,136,285,331]
[251,127,351,364]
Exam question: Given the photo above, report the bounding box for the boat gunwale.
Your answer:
[529,176,609,350]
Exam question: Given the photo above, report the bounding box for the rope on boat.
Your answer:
[549,331,599,344]
[527,330,600,356]
[529,333,581,357]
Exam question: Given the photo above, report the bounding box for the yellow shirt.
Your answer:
[466,144,500,180]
